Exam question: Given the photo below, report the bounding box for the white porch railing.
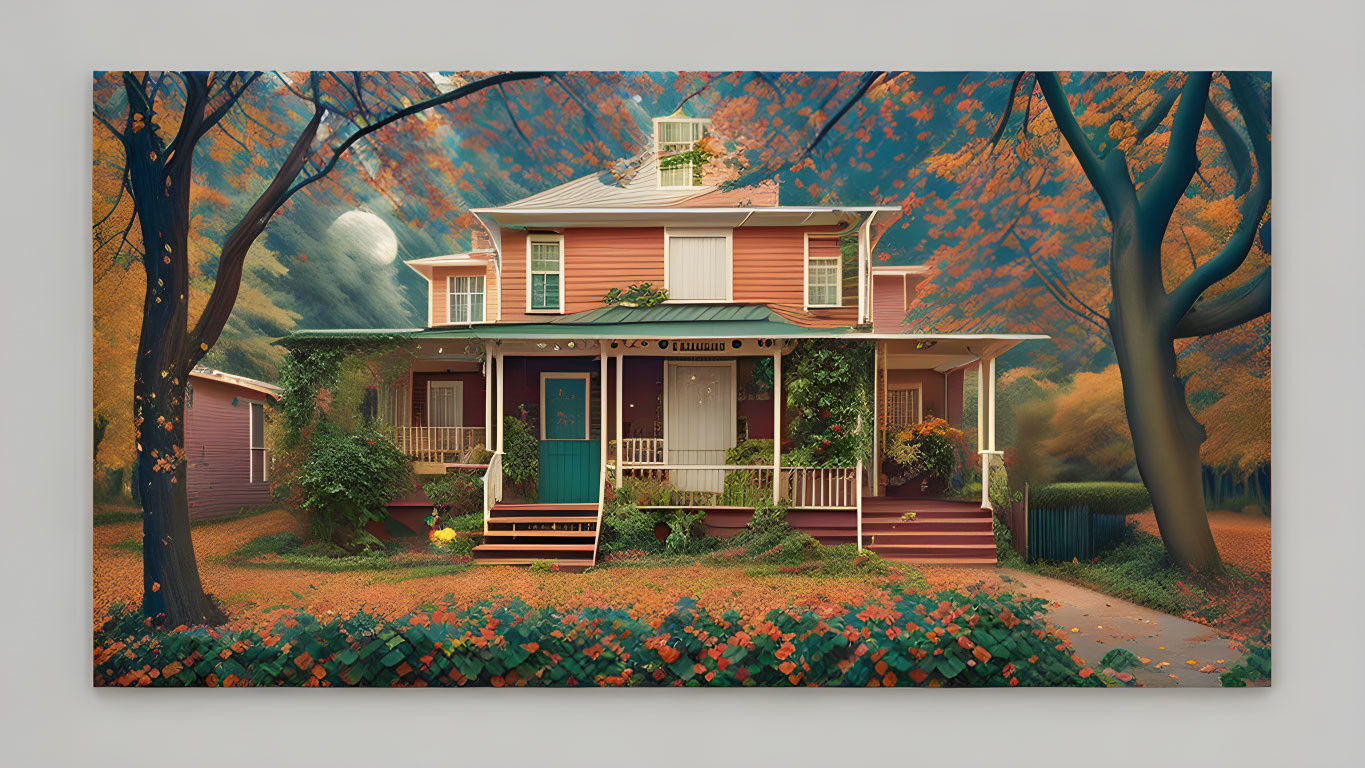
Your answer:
[617,462,859,510]
[482,451,503,529]
[393,426,486,464]
[616,437,665,464]
[780,465,859,509]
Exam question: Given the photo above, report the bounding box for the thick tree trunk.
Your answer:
[125,95,225,626]
[1108,229,1223,574]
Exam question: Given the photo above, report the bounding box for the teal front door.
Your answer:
[538,373,600,503]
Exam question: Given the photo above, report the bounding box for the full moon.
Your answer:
[327,210,398,265]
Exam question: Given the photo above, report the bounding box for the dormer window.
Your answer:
[448,275,486,323]
[655,117,711,189]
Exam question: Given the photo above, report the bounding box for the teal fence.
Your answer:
[1026,505,1128,562]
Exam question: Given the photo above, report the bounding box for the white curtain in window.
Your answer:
[668,235,727,301]
[449,276,485,323]
[807,257,840,306]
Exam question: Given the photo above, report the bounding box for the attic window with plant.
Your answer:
[654,117,712,188]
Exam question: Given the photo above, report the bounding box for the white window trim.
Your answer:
[653,117,713,191]
[804,234,844,310]
[539,372,592,441]
[247,400,266,483]
[446,274,488,325]
[525,233,565,314]
[662,227,733,303]
[426,380,465,428]
[886,383,924,427]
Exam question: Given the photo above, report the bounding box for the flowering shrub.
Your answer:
[884,418,963,487]
[93,588,1103,687]
[428,527,477,559]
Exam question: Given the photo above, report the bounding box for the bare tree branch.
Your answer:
[988,72,1027,146]
[1035,72,1134,214]
[1138,72,1212,224]
[1204,97,1252,196]
[799,71,883,161]
[275,71,549,215]
[1174,266,1270,338]
[1132,82,1180,143]
[1166,73,1271,323]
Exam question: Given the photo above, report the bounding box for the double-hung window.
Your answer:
[805,236,843,308]
[447,275,485,323]
[655,118,711,188]
[248,401,267,483]
[528,235,563,312]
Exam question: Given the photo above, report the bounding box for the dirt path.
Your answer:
[998,568,1245,687]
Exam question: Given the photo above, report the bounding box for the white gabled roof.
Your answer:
[403,251,494,281]
[499,153,711,209]
[189,366,281,398]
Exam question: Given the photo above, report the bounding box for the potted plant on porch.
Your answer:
[883,417,962,498]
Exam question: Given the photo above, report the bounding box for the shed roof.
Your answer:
[188,366,282,398]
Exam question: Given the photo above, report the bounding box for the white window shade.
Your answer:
[807,256,841,307]
[887,387,922,427]
[448,275,485,323]
[667,235,728,301]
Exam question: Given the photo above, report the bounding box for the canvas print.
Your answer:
[92,71,1270,687]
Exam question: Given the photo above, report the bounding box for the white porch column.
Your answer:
[978,358,990,509]
[772,346,783,505]
[988,356,997,451]
[614,350,624,488]
[495,349,505,452]
[599,347,608,487]
[871,340,881,492]
[484,346,493,448]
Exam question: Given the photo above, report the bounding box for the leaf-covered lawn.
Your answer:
[95,508,1007,634]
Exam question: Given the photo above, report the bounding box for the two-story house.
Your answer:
[284,115,1045,568]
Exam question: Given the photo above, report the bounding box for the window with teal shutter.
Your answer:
[529,237,562,311]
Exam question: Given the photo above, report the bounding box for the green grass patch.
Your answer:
[109,536,141,554]
[1014,529,1197,615]
[94,508,142,526]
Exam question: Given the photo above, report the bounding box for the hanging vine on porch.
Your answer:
[783,339,875,468]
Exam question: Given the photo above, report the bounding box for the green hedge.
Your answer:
[94,590,1102,687]
[1029,483,1151,516]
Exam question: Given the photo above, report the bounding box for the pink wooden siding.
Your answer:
[184,377,272,520]
[430,263,499,325]
[493,226,855,327]
[872,274,910,332]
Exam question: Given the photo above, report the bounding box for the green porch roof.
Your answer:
[279,305,850,346]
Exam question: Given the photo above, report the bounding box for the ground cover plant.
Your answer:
[94,586,1105,687]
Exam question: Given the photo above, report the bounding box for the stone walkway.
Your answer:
[997,568,1246,687]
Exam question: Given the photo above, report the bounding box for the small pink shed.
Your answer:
[185,366,281,520]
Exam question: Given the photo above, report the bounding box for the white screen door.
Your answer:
[665,363,735,493]
[667,234,728,301]
[428,381,463,428]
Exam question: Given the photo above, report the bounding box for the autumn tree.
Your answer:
[1010,72,1270,572]
[93,71,549,625]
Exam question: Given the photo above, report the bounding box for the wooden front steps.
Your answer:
[472,502,599,570]
[861,498,996,566]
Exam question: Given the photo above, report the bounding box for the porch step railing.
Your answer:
[617,462,858,510]
[393,426,485,464]
[482,451,504,529]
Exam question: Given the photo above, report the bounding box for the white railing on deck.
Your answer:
[617,462,859,510]
[393,426,485,464]
[482,451,503,530]
[855,460,864,551]
[617,437,664,464]
[780,466,859,509]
